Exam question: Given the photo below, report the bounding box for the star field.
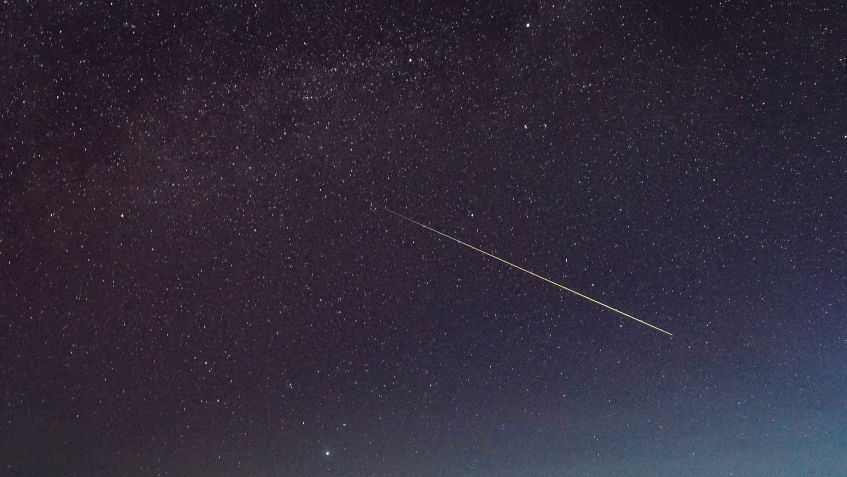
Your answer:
[2,2,846,476]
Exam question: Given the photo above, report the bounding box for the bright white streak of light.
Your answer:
[385,208,672,337]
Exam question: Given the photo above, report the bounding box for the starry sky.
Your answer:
[2,1,846,476]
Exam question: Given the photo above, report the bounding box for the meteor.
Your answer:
[385,208,672,337]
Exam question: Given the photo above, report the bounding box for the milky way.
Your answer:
[2,2,846,476]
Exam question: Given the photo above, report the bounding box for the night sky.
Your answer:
[2,2,847,476]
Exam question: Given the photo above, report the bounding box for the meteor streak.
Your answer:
[385,208,672,337]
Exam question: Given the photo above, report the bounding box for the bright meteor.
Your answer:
[385,208,672,337]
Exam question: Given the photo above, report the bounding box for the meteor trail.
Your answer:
[385,208,672,337]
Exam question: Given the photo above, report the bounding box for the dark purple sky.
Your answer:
[2,2,846,476]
